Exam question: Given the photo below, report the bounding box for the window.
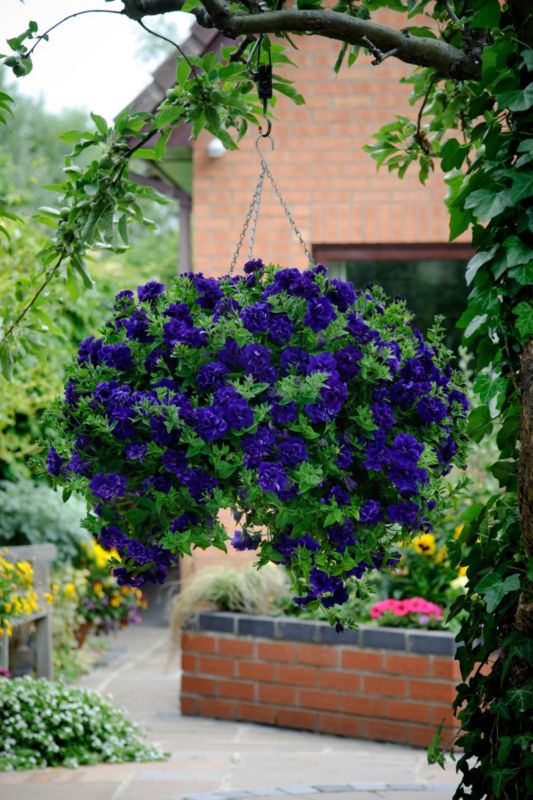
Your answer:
[314,244,472,350]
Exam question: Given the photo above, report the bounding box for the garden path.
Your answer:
[0,618,460,800]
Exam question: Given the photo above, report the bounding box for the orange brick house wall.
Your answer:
[192,11,455,274]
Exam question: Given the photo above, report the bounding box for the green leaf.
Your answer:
[333,42,348,74]
[473,374,508,406]
[508,264,533,285]
[117,214,129,245]
[510,172,533,204]
[0,345,14,380]
[491,769,515,798]
[513,301,533,339]
[497,85,533,112]
[520,50,533,70]
[465,247,497,285]
[272,81,305,105]
[464,313,488,340]
[476,572,520,613]
[90,112,108,135]
[503,236,531,269]
[176,59,191,86]
[467,405,492,442]
[440,138,468,171]
[470,0,501,27]
[464,189,513,221]
[489,460,516,489]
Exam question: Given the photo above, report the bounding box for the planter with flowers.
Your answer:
[45,261,468,633]
[72,540,147,639]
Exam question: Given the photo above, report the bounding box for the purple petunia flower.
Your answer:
[231,529,260,551]
[359,499,383,526]
[387,501,420,527]
[268,313,294,345]
[114,289,134,309]
[242,425,276,468]
[122,308,153,343]
[100,343,134,371]
[328,278,357,311]
[417,396,448,425]
[346,313,379,345]
[334,345,363,381]
[78,336,103,366]
[258,462,289,496]
[46,446,63,477]
[197,361,229,392]
[303,296,337,332]
[163,303,193,325]
[192,407,228,441]
[241,302,271,334]
[280,347,309,374]
[89,472,127,500]
[243,257,264,274]
[137,281,165,302]
[125,442,148,462]
[270,401,297,425]
[65,379,78,407]
[170,512,199,533]
[277,436,308,467]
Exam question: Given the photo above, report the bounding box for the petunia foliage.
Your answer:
[45,261,467,626]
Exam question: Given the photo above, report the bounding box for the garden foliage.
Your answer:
[0,676,168,770]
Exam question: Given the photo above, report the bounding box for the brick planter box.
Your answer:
[180,612,460,748]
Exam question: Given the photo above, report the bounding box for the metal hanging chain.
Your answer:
[229,159,267,274]
[256,137,315,266]
[230,30,314,272]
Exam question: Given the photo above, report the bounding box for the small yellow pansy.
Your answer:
[413,533,437,556]
[63,582,77,599]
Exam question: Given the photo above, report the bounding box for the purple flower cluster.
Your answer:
[49,262,466,612]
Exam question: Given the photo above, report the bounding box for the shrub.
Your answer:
[0,479,89,560]
[0,677,168,770]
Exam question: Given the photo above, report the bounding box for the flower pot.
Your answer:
[75,621,91,648]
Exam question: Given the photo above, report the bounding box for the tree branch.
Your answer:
[123,1,481,80]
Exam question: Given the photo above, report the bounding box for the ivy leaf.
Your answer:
[506,686,533,713]
[465,247,497,285]
[508,264,533,285]
[520,50,533,70]
[476,573,520,613]
[513,302,533,339]
[473,374,508,406]
[489,460,516,489]
[464,313,488,340]
[503,236,531,268]
[464,189,513,221]
[491,768,516,798]
[510,172,533,204]
[497,85,533,112]
[467,405,492,442]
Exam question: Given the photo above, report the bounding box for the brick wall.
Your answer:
[180,613,460,748]
[192,11,461,274]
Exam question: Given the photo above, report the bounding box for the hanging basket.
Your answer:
[46,262,468,620]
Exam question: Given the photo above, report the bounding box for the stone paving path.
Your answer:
[0,622,461,800]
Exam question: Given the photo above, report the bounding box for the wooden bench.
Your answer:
[1,543,57,679]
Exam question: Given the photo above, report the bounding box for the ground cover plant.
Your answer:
[0,676,168,771]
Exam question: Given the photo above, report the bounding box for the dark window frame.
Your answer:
[313,242,474,264]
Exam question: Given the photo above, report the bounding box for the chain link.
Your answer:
[229,163,267,274]
[229,136,314,273]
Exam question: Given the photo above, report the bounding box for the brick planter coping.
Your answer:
[180,612,460,749]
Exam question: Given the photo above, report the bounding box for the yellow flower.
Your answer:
[413,533,436,556]
[458,565,468,578]
[434,545,447,564]
[110,596,122,608]
[44,593,54,604]
[63,582,77,599]
[3,602,12,614]
[454,524,464,540]
[93,582,104,596]
[16,561,33,578]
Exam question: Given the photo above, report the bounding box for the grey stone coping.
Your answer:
[188,612,457,656]
[180,782,457,800]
